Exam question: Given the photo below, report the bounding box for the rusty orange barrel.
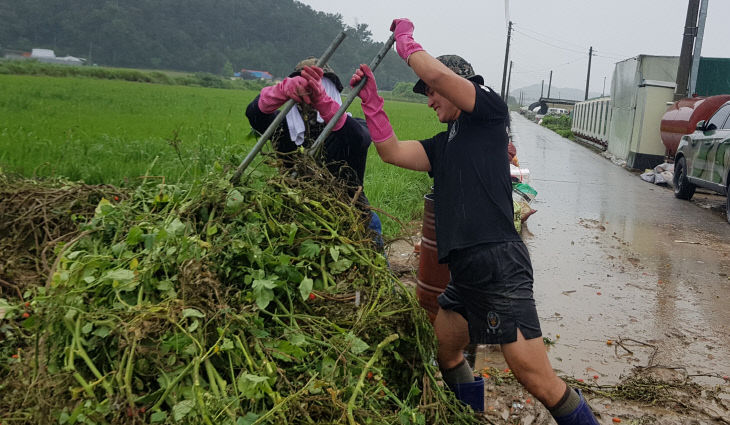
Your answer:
[416,193,450,323]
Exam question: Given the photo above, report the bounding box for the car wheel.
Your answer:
[673,156,696,200]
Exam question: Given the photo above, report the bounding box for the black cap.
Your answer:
[413,54,484,95]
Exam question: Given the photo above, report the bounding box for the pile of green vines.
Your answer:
[0,165,485,425]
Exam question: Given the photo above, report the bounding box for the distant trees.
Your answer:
[0,0,414,89]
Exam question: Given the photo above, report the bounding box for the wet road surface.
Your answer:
[510,112,730,385]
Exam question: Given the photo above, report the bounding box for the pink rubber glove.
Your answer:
[257,76,310,114]
[350,64,394,143]
[300,65,346,131]
[390,18,424,64]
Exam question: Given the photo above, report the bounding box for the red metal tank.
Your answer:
[416,193,450,323]
[661,95,730,156]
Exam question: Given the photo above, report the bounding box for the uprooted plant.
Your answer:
[0,157,488,425]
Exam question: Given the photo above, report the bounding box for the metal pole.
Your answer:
[505,60,513,104]
[547,71,553,98]
[689,0,708,96]
[308,34,396,158]
[675,0,700,100]
[540,79,544,98]
[500,21,513,100]
[585,46,593,100]
[230,31,347,185]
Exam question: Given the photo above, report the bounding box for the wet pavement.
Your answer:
[509,112,730,385]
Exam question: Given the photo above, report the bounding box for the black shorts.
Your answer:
[437,241,542,345]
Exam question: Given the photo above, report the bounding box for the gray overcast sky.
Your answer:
[297,0,729,95]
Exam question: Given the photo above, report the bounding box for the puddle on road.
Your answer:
[521,215,730,387]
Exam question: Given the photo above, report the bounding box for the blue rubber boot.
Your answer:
[553,389,600,425]
[450,376,484,412]
[368,211,384,250]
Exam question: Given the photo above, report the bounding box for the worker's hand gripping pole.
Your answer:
[308,34,396,159]
[230,31,347,185]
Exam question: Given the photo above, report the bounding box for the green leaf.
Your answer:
[236,373,269,400]
[166,218,185,236]
[94,198,113,216]
[127,226,144,245]
[250,328,269,339]
[0,298,17,320]
[93,326,111,338]
[182,308,205,319]
[328,258,353,275]
[150,411,167,423]
[237,413,260,425]
[221,338,234,351]
[104,269,135,282]
[329,246,340,262]
[67,250,85,260]
[298,240,321,259]
[81,322,93,335]
[274,340,307,362]
[320,356,336,379]
[287,223,298,245]
[156,280,173,291]
[288,332,306,347]
[298,277,313,301]
[172,399,194,421]
[278,254,292,266]
[252,278,276,309]
[206,224,218,236]
[346,332,369,355]
[104,269,138,292]
[226,189,244,212]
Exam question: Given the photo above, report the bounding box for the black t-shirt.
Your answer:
[419,83,520,263]
[246,95,371,189]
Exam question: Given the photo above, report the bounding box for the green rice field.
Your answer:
[0,74,444,236]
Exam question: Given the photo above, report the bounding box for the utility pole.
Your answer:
[547,71,553,98]
[540,80,544,98]
[675,0,701,100]
[506,60,513,104]
[585,46,593,100]
[500,21,513,100]
[689,0,709,96]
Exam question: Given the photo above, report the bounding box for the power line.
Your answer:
[511,55,585,74]
[512,28,586,55]
[513,24,632,60]
[514,25,588,51]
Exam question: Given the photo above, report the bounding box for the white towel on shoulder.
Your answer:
[285,78,343,146]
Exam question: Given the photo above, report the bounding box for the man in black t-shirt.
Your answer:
[349,18,599,424]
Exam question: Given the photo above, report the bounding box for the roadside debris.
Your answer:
[639,162,674,185]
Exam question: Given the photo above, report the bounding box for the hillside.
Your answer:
[0,0,413,90]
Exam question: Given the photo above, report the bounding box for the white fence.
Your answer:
[571,96,612,147]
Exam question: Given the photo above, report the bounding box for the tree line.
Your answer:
[0,0,414,90]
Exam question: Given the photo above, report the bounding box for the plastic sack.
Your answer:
[510,164,531,183]
[640,171,655,183]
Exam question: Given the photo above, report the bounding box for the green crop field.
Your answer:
[0,74,444,236]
